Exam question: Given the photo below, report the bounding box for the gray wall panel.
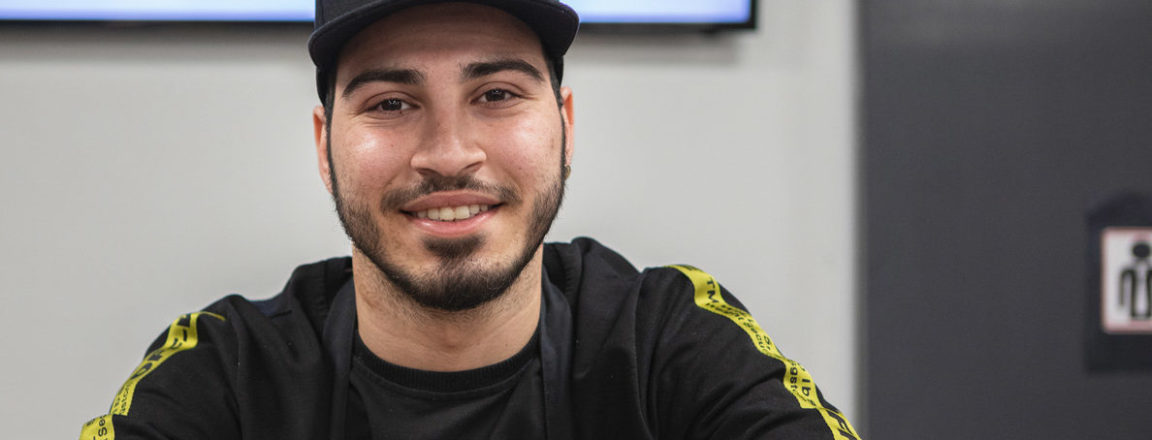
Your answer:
[864,0,1152,438]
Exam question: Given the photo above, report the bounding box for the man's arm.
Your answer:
[646,265,860,440]
[79,312,241,440]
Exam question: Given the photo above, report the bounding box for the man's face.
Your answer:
[314,3,575,311]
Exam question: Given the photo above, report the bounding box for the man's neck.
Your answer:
[351,249,543,372]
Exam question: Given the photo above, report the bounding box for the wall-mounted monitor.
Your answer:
[0,0,757,31]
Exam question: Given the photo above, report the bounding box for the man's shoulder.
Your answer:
[187,256,351,337]
[543,236,639,283]
[146,255,353,362]
[242,256,353,328]
[77,258,349,439]
[542,237,701,305]
[547,241,862,439]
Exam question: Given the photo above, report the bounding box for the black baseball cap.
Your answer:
[308,0,580,102]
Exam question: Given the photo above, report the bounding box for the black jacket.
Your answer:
[81,238,858,439]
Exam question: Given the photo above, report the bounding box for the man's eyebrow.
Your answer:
[341,68,425,98]
[463,59,545,83]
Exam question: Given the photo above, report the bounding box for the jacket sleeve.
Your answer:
[644,265,860,440]
[79,311,241,440]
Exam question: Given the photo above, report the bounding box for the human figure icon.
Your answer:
[1119,241,1152,319]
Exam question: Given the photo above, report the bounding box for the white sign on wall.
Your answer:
[1101,227,1152,334]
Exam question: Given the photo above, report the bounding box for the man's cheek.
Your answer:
[343,148,410,189]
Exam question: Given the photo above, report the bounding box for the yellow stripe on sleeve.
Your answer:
[78,414,114,440]
[108,312,225,417]
[80,312,225,440]
[668,265,860,440]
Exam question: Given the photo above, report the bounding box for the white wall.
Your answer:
[0,1,857,437]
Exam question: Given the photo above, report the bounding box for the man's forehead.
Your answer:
[344,54,546,77]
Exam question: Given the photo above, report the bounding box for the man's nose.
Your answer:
[409,109,485,178]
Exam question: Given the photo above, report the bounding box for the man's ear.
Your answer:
[313,105,334,195]
[560,86,575,167]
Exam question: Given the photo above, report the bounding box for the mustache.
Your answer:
[380,174,520,211]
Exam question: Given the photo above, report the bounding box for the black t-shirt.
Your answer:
[79,238,860,440]
[344,330,545,439]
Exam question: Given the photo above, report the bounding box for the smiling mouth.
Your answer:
[406,204,498,222]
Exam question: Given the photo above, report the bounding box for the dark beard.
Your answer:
[330,156,565,312]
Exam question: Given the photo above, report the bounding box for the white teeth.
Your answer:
[413,205,492,222]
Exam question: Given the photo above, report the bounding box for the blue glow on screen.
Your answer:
[0,0,752,24]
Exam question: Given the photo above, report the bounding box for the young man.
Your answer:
[80,1,859,439]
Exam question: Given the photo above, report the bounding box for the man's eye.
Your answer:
[375,98,409,112]
[480,89,514,103]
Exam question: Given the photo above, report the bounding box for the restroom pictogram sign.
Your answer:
[1101,227,1152,334]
